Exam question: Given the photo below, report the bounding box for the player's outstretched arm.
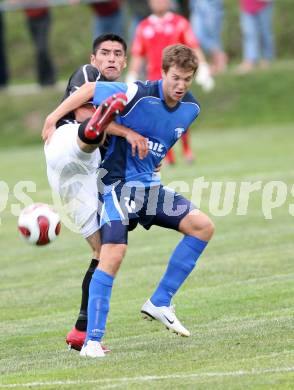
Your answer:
[194,48,215,93]
[125,55,144,83]
[105,121,149,160]
[41,82,96,142]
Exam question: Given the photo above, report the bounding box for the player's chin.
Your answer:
[174,93,184,101]
[104,69,120,81]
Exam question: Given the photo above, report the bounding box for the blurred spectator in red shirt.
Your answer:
[125,0,151,43]
[126,0,214,165]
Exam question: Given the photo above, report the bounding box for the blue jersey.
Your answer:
[93,80,200,187]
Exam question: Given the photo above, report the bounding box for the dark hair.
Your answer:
[162,44,198,75]
[92,34,127,54]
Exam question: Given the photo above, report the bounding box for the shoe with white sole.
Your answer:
[141,299,190,337]
[66,327,111,353]
[80,340,105,358]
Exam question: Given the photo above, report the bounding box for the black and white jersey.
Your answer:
[56,64,107,128]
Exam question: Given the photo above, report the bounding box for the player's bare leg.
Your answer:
[85,231,101,260]
[179,209,214,241]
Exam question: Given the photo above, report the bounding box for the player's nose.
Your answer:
[108,52,116,61]
[177,80,185,90]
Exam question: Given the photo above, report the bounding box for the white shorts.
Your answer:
[44,124,101,238]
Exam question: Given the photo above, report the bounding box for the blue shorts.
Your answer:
[99,184,196,244]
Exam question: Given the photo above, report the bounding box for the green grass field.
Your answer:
[1,120,293,389]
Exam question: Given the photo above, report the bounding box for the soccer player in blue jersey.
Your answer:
[43,44,215,358]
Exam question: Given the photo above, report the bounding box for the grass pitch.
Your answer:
[0,123,294,389]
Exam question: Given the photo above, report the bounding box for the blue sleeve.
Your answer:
[93,82,128,105]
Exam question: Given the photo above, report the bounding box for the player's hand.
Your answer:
[126,130,149,159]
[195,62,215,93]
[42,116,56,144]
[125,72,138,83]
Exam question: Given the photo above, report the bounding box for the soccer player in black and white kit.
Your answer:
[43,34,148,352]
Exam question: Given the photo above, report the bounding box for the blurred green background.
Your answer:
[3,0,294,83]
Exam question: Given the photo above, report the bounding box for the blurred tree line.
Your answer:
[3,0,294,84]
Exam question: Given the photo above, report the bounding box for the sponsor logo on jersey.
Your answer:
[147,139,166,158]
[174,127,185,138]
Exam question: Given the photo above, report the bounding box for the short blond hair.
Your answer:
[162,44,198,75]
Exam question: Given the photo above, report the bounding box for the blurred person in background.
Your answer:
[237,0,275,73]
[189,0,228,75]
[90,0,124,38]
[177,0,190,18]
[125,0,150,43]
[24,6,56,86]
[126,0,214,165]
[0,9,9,88]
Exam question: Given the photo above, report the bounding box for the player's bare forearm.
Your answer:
[106,122,149,159]
[41,82,96,142]
[130,55,144,74]
[106,121,132,138]
[126,55,144,82]
[47,83,95,126]
[194,48,206,64]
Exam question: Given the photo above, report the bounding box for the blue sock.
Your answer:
[150,235,208,307]
[86,269,114,343]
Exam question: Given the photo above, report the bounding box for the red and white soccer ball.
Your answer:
[18,203,61,246]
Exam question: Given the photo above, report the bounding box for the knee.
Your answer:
[201,217,215,241]
[180,211,215,241]
[100,244,127,273]
[110,248,126,265]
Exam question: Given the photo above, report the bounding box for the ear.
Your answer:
[123,56,127,70]
[90,54,95,65]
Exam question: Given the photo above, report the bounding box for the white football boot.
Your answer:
[141,299,190,337]
[80,340,105,358]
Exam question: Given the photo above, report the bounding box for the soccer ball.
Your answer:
[18,203,61,246]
